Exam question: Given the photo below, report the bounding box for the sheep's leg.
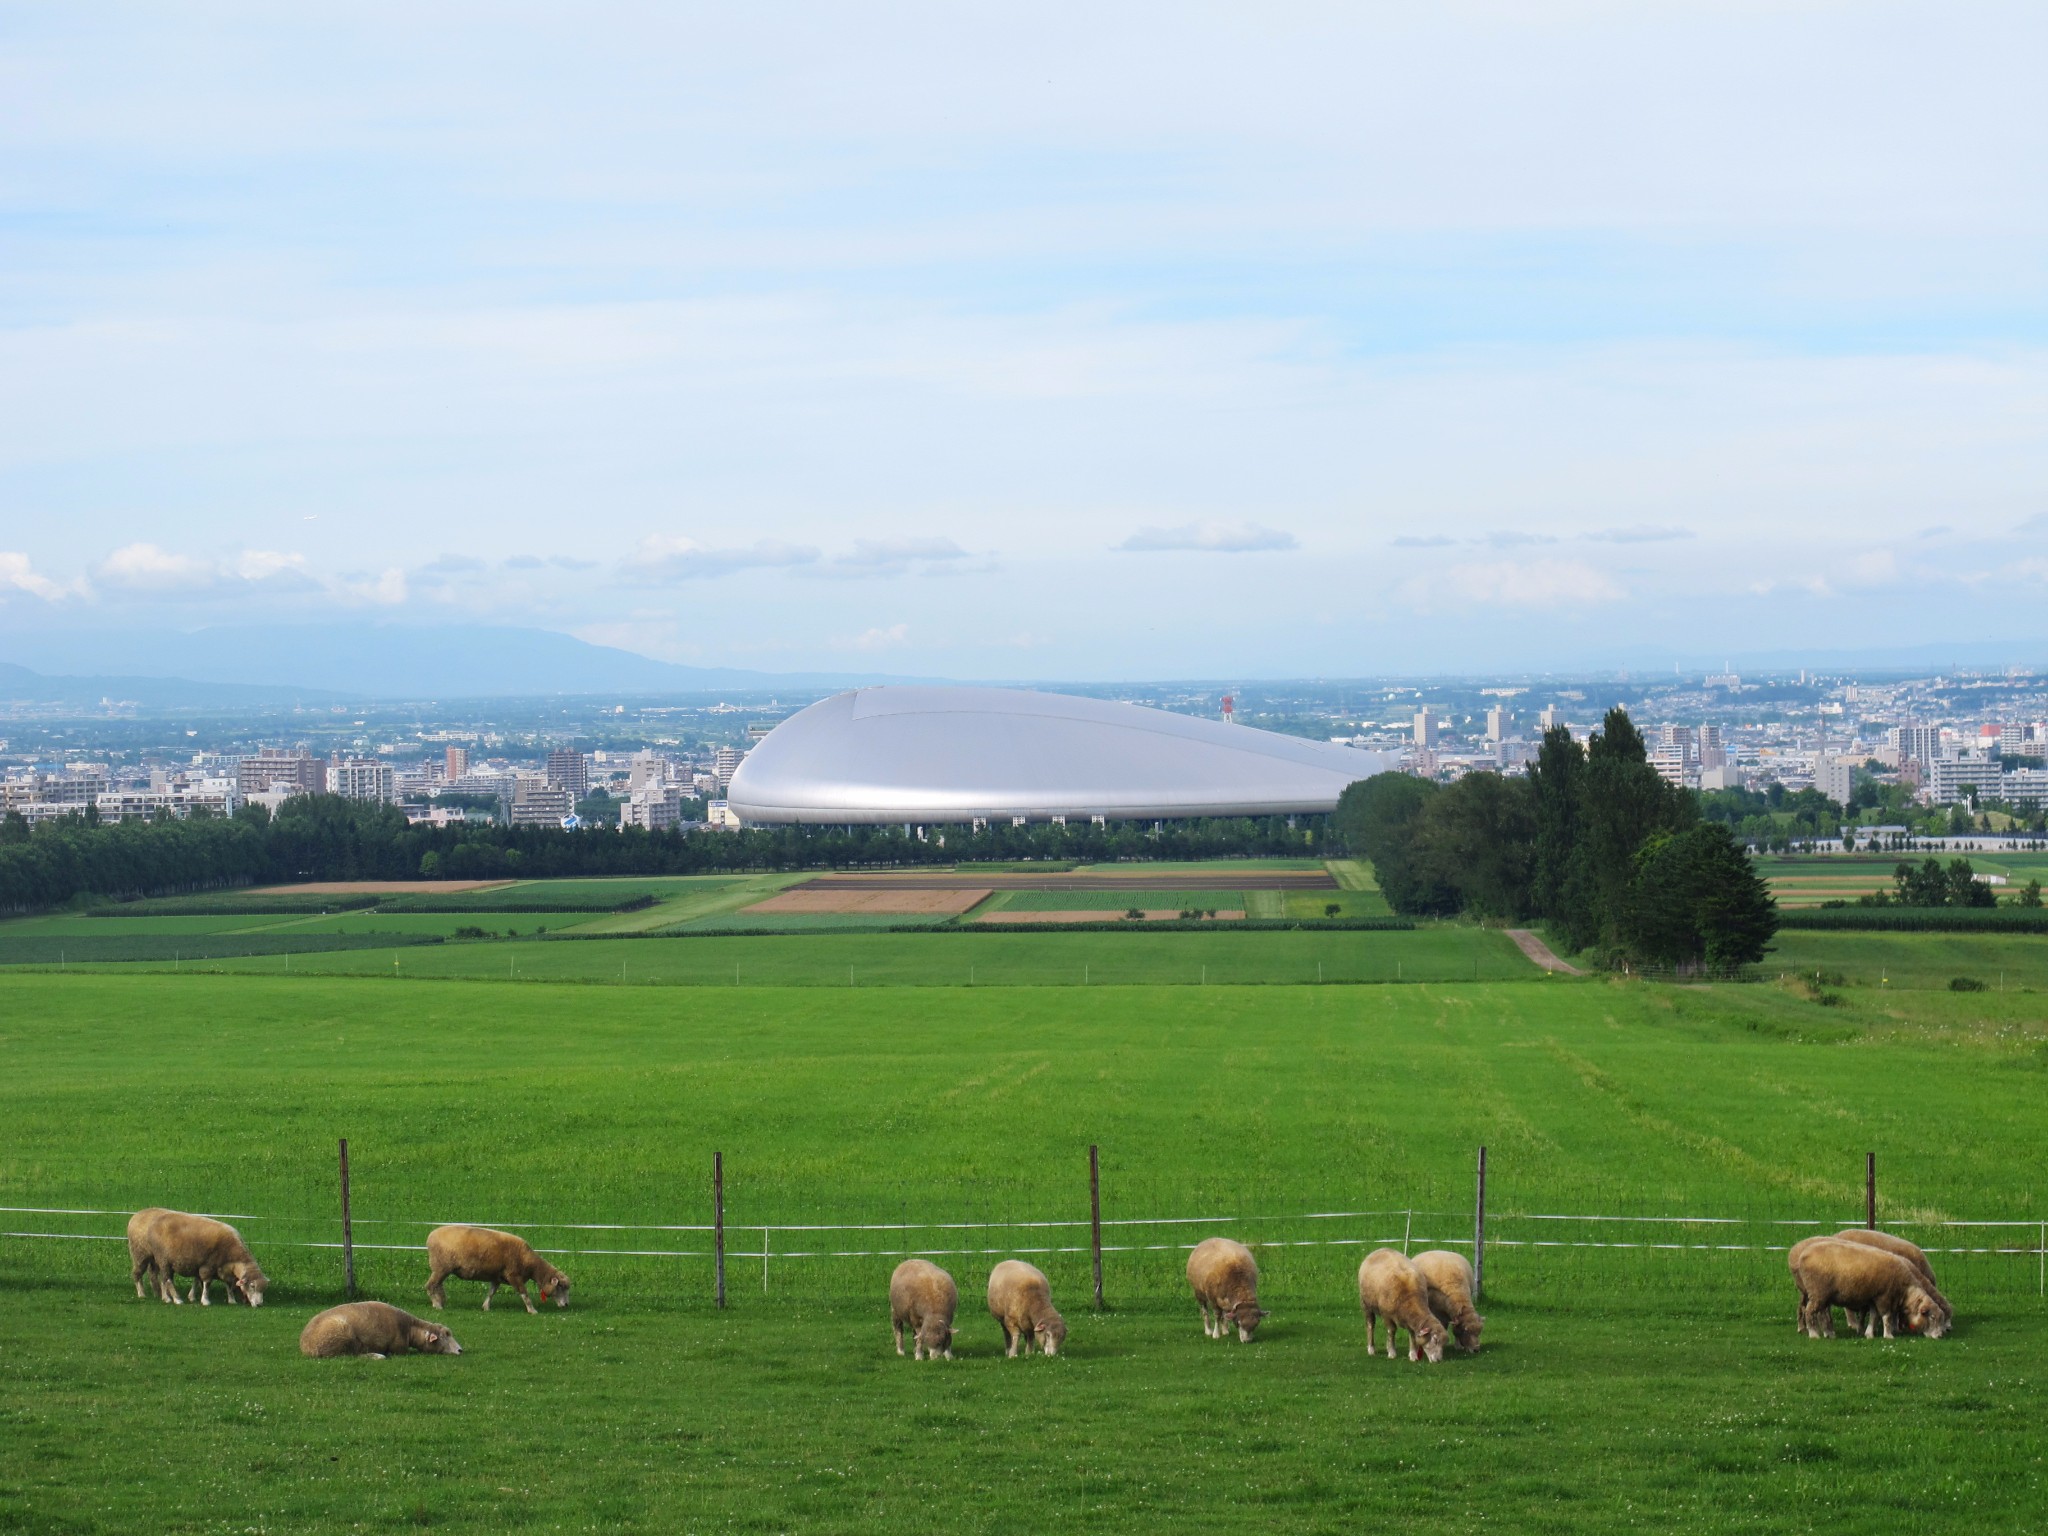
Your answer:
[1364,1310,1376,1353]
[1005,1325,1019,1359]
[483,1281,497,1311]
[1385,1315,1398,1360]
[516,1281,537,1316]
[426,1267,448,1310]
[894,1321,906,1357]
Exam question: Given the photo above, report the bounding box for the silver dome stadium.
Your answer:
[725,686,1396,825]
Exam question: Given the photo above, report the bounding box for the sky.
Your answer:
[2,1,2045,679]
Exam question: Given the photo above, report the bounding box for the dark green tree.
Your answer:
[1334,773,1460,916]
[1628,823,1777,972]
[1413,771,1536,921]
[1572,708,1693,948]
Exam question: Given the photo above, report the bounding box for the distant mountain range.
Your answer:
[0,623,938,703]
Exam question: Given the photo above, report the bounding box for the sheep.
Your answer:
[889,1259,958,1360]
[1358,1248,1446,1363]
[986,1260,1067,1357]
[1186,1237,1268,1342]
[425,1225,571,1313]
[1789,1237,1948,1340]
[1829,1229,1952,1328]
[300,1301,462,1359]
[1412,1249,1485,1353]
[130,1209,268,1307]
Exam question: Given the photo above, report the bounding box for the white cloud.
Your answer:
[1407,558,1624,612]
[0,552,75,601]
[824,537,972,578]
[837,622,911,652]
[1118,522,1297,553]
[626,535,820,581]
[334,567,408,606]
[94,542,219,591]
[1583,524,1694,544]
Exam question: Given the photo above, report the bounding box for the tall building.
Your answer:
[1816,754,1857,807]
[545,748,588,797]
[1892,725,1940,769]
[713,745,746,790]
[629,750,667,790]
[445,746,469,781]
[331,759,396,804]
[619,785,686,830]
[1412,708,1439,748]
[238,749,326,799]
[508,779,573,825]
[1538,704,1562,732]
[1698,724,1727,771]
[1484,705,1512,743]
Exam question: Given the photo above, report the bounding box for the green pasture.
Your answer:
[1763,930,2048,993]
[37,925,1532,986]
[382,878,708,912]
[2,970,2046,1532]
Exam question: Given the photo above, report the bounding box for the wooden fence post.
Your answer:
[1866,1151,1876,1229]
[1089,1144,1104,1311]
[714,1151,726,1310]
[1473,1145,1487,1301]
[338,1138,356,1298]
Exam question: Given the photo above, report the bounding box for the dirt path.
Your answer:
[1504,928,1584,975]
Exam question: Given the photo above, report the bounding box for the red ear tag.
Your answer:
[540,1288,550,1301]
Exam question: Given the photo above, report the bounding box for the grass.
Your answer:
[2,969,2046,1532]
[35,925,1533,986]
[983,889,1248,912]
[1763,930,2048,993]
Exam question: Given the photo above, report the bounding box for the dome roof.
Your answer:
[725,686,1395,824]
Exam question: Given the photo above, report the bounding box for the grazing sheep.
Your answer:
[131,1209,268,1307]
[889,1259,958,1360]
[1186,1237,1268,1342]
[1357,1248,1446,1363]
[1830,1229,1952,1327]
[1789,1238,1948,1340]
[425,1225,571,1313]
[986,1260,1067,1357]
[1412,1249,1485,1353]
[300,1301,462,1359]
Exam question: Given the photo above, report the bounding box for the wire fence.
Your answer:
[9,1195,2044,1308]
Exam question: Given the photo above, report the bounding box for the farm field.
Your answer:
[1,970,2045,1532]
[1759,852,2048,908]
[30,925,1532,985]
[1763,929,2048,993]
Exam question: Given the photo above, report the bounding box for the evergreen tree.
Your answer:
[1629,824,1777,972]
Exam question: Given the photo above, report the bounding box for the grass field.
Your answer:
[1759,852,2048,908]
[27,925,1531,986]
[3,968,2046,1532]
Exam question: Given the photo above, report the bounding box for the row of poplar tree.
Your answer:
[1336,707,1778,973]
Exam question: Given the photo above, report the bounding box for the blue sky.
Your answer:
[2,1,2045,677]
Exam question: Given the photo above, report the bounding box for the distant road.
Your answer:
[1504,928,1584,975]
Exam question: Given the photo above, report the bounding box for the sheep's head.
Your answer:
[917,1317,954,1359]
[1906,1288,1949,1339]
[1228,1301,1269,1343]
[1412,1320,1447,1363]
[541,1273,572,1309]
[233,1263,269,1307]
[1454,1312,1485,1352]
[1036,1314,1068,1356]
[410,1322,463,1355]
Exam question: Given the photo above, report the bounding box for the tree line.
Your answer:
[1336,708,1778,973]
[0,798,1330,913]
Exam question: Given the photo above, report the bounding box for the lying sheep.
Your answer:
[1186,1237,1268,1342]
[129,1208,268,1307]
[426,1225,571,1313]
[1358,1248,1446,1363]
[1789,1237,1948,1340]
[1412,1249,1485,1353]
[987,1260,1067,1357]
[889,1259,958,1360]
[300,1301,462,1359]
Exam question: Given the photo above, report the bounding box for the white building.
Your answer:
[508,780,573,826]
[1815,754,1858,807]
[331,759,397,803]
[1412,708,1439,748]
[619,785,686,830]
[1927,752,2000,805]
[713,745,746,790]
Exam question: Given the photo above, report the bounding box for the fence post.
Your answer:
[338,1137,356,1299]
[1866,1151,1876,1229]
[714,1151,726,1310]
[1473,1145,1487,1301]
[1089,1143,1104,1311]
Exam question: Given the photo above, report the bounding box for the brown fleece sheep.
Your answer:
[1412,1249,1485,1353]
[1358,1248,1446,1363]
[1830,1229,1952,1325]
[1790,1238,1947,1339]
[426,1225,571,1313]
[131,1209,269,1307]
[1186,1237,1268,1342]
[889,1259,959,1360]
[300,1301,462,1359]
[987,1260,1067,1357]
